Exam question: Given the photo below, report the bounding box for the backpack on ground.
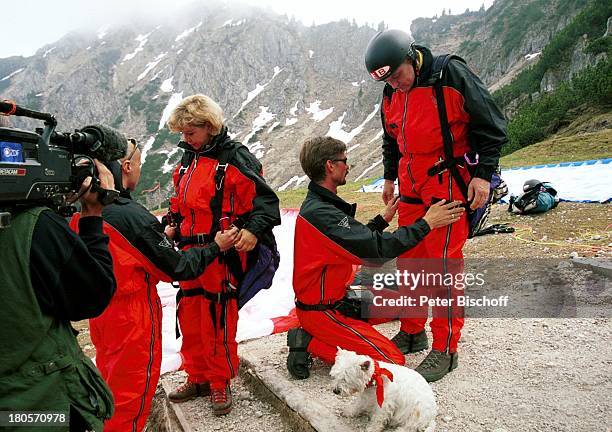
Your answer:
[508,179,559,215]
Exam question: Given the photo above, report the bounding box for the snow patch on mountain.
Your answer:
[123,32,152,62]
[234,67,283,117]
[326,104,379,146]
[175,22,202,42]
[278,175,308,191]
[158,92,184,130]
[306,100,333,122]
[138,53,167,81]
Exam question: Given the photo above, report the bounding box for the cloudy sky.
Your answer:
[1,0,494,58]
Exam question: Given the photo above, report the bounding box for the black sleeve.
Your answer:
[130,218,221,281]
[380,87,400,181]
[102,200,221,282]
[30,211,116,321]
[307,206,430,261]
[446,60,508,181]
[233,147,281,238]
[365,214,389,233]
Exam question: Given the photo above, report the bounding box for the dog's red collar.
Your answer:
[366,360,394,407]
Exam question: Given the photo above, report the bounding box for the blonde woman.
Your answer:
[165,95,280,415]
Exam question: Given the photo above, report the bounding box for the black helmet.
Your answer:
[365,29,415,81]
[523,179,543,192]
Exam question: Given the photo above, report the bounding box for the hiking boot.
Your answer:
[287,328,313,380]
[211,385,232,416]
[168,380,210,403]
[391,330,429,354]
[415,350,459,383]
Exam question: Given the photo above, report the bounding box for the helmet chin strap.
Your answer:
[413,49,423,88]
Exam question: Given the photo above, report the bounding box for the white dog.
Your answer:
[330,349,437,432]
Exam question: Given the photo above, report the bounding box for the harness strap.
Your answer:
[295,299,341,312]
[177,233,213,248]
[175,287,238,337]
[181,287,238,302]
[426,152,479,177]
[399,195,424,205]
[424,54,474,202]
[432,80,470,202]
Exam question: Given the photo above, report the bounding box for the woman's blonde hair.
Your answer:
[166,94,224,135]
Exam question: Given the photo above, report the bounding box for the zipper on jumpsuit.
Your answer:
[401,93,417,195]
[133,272,155,431]
[319,266,327,303]
[182,152,200,237]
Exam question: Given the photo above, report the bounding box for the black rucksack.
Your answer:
[509,180,559,215]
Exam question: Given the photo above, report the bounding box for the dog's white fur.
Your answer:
[330,349,437,432]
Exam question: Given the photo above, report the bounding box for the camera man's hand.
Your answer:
[382,180,395,205]
[79,160,115,217]
[382,196,400,223]
[422,200,465,230]
[214,227,239,252]
[235,228,258,252]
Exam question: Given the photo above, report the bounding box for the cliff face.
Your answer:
[0,0,606,203]
[411,0,605,94]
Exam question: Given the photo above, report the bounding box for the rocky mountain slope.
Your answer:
[0,0,606,205]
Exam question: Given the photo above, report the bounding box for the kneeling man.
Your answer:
[288,136,464,379]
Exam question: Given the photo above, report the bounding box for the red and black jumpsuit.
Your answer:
[293,181,431,365]
[170,127,280,392]
[71,192,222,432]
[380,45,507,353]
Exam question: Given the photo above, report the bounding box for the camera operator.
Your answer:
[0,159,117,431]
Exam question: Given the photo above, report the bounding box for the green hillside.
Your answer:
[493,0,612,155]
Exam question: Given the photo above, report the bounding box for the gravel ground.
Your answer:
[239,317,612,432]
[159,371,295,432]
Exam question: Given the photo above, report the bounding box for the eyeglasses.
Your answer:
[126,138,140,161]
[331,157,348,165]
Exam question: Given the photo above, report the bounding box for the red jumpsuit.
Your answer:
[380,46,506,353]
[72,194,222,431]
[170,131,280,391]
[293,182,432,365]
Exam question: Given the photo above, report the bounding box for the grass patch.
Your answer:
[277,177,376,208]
[500,128,612,168]
[278,177,389,225]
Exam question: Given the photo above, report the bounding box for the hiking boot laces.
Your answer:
[420,351,446,369]
[175,381,193,394]
[211,388,228,404]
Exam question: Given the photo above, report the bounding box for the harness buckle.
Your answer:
[215,163,229,190]
[224,280,238,292]
[432,157,448,174]
[196,233,208,245]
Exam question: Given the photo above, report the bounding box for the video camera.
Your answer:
[0,100,127,228]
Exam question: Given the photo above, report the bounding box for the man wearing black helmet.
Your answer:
[365,29,507,382]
